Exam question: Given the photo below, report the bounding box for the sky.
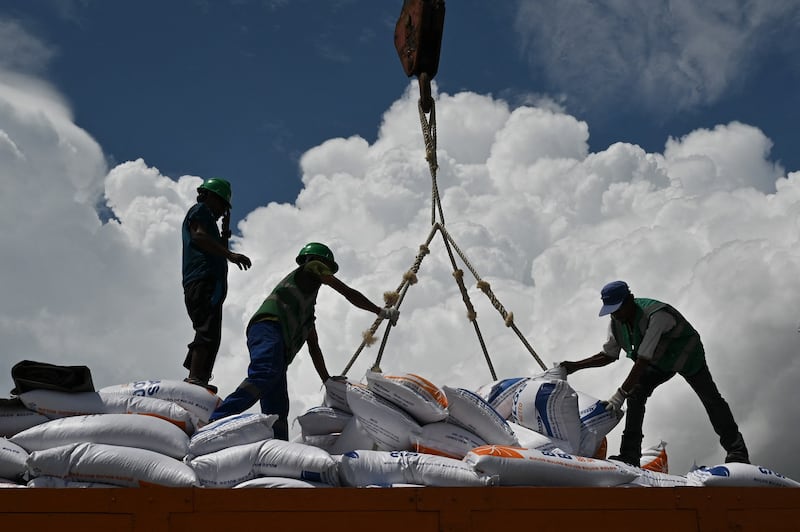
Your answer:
[1,0,800,479]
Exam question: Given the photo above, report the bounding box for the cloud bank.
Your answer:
[514,0,800,112]
[1,72,799,477]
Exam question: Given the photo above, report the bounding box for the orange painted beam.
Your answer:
[1,487,799,532]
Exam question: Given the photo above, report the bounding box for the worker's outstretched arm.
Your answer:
[560,353,616,375]
[321,275,383,314]
[306,326,330,383]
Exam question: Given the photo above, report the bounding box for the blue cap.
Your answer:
[599,280,630,316]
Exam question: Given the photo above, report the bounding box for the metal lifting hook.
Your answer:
[394,0,445,113]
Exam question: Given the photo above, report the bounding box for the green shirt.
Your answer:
[249,260,332,364]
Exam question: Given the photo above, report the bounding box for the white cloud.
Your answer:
[514,0,800,111]
[1,68,799,480]
[0,20,55,75]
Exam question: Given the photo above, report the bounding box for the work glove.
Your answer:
[379,307,400,326]
[602,388,628,416]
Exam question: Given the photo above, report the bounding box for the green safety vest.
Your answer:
[611,298,704,376]
[250,266,321,364]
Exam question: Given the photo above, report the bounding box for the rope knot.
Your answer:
[477,280,490,293]
[504,311,514,327]
[403,271,419,285]
[383,291,400,307]
[362,330,377,346]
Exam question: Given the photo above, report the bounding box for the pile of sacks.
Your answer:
[1,372,798,489]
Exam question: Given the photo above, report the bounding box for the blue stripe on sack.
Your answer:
[706,466,731,477]
[461,388,507,424]
[535,382,556,436]
[580,402,605,424]
[487,378,525,404]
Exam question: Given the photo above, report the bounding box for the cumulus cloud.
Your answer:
[2,68,799,479]
[514,0,800,112]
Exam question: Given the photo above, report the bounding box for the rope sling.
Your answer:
[340,98,547,378]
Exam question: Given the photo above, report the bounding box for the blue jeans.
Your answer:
[208,320,289,440]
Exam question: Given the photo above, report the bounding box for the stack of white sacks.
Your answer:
[1,372,798,489]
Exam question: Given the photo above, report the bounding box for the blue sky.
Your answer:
[2,1,800,477]
[5,0,799,226]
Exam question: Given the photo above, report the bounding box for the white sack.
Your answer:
[507,421,561,452]
[296,406,352,437]
[100,379,221,427]
[27,442,198,487]
[190,439,339,487]
[411,421,486,459]
[11,414,190,459]
[611,461,688,488]
[27,475,120,488]
[323,378,351,413]
[686,463,800,488]
[366,371,448,424]
[464,445,636,487]
[346,383,421,451]
[0,402,49,437]
[302,433,339,453]
[511,379,581,453]
[0,438,28,480]
[475,378,530,419]
[443,386,518,446]
[329,417,378,455]
[189,440,263,487]
[19,390,195,434]
[577,391,622,457]
[339,450,494,487]
[234,476,330,488]
[254,439,339,485]
[188,413,276,457]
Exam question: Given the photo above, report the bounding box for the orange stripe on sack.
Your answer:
[414,444,460,460]
[136,412,188,432]
[641,449,669,473]
[407,373,448,407]
[470,445,525,458]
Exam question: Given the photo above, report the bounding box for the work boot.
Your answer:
[183,377,218,394]
[608,454,640,467]
[723,433,749,464]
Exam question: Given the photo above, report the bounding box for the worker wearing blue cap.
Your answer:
[559,280,749,467]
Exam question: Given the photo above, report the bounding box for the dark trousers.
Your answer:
[620,362,747,461]
[183,278,224,382]
[208,320,290,440]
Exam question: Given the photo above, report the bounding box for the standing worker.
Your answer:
[560,280,749,466]
[209,242,399,440]
[182,177,251,393]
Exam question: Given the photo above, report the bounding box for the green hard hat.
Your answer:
[296,242,339,274]
[197,178,232,208]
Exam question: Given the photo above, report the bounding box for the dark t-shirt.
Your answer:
[181,203,228,287]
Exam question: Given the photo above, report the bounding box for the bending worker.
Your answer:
[560,280,749,466]
[209,242,399,440]
[181,178,251,392]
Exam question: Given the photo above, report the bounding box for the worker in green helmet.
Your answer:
[181,177,252,393]
[209,242,399,439]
